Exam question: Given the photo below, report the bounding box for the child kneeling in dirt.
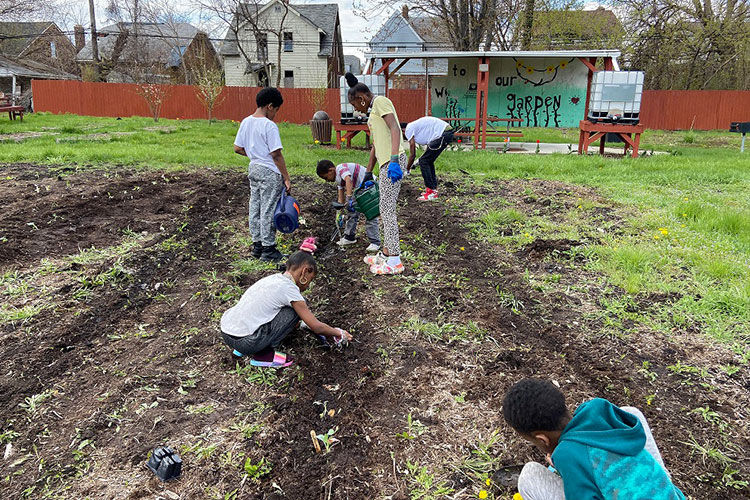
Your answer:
[220,251,352,368]
[503,378,685,500]
[316,159,380,253]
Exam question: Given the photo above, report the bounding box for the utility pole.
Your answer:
[88,0,100,70]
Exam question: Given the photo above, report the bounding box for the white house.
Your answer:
[221,0,343,88]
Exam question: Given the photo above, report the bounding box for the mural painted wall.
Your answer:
[431,57,589,128]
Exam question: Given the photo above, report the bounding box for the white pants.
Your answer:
[518,407,666,500]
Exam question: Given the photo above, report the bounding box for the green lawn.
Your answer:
[2,112,750,346]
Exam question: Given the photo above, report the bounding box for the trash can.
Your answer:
[311,110,332,144]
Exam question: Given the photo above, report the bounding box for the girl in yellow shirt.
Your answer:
[345,73,406,275]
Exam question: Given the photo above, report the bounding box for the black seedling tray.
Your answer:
[146,446,182,481]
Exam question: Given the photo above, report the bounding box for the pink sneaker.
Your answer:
[417,189,438,202]
[364,251,386,266]
[370,261,404,275]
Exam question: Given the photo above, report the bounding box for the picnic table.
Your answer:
[0,95,24,121]
[438,116,523,144]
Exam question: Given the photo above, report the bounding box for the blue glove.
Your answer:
[347,198,356,212]
[387,157,402,183]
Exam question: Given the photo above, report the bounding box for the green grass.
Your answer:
[2,113,750,346]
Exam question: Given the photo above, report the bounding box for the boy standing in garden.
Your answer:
[234,87,290,262]
[502,378,685,500]
[316,159,380,253]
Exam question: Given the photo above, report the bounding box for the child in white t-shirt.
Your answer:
[220,251,352,368]
[316,159,381,252]
[405,116,454,202]
[234,87,291,263]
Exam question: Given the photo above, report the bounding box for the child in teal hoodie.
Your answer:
[502,379,685,500]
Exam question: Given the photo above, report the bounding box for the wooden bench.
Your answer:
[438,116,523,141]
[0,96,23,120]
[0,106,24,121]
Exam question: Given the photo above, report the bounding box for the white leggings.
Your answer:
[378,154,406,256]
[518,407,667,500]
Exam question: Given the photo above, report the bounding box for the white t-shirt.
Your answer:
[335,163,366,191]
[234,115,283,174]
[220,273,304,337]
[405,116,449,145]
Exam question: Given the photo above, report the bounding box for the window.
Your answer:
[256,33,268,60]
[283,32,293,52]
[284,70,294,88]
[50,41,57,58]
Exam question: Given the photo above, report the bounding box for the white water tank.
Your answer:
[587,71,644,124]
[339,74,386,123]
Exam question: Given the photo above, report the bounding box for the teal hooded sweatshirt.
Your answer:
[551,398,685,500]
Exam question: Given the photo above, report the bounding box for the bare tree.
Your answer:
[355,0,498,51]
[614,0,750,89]
[199,0,292,87]
[136,82,170,121]
[194,44,225,122]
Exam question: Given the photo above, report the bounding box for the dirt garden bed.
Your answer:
[0,164,748,499]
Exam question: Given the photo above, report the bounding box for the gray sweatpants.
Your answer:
[344,212,381,245]
[221,306,299,355]
[517,407,667,500]
[248,164,283,246]
[378,153,406,256]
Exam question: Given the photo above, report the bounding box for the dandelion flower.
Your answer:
[478,491,488,499]
[682,213,687,217]
[485,478,491,486]
[654,235,660,239]
[684,197,689,201]
[460,247,465,251]
[314,140,320,144]
[681,224,686,228]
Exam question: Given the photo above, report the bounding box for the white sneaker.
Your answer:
[366,243,380,253]
[337,237,357,247]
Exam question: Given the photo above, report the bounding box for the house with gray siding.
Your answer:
[367,6,449,88]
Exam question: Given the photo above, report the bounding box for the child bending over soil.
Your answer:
[503,378,685,500]
[316,159,381,253]
[220,251,352,368]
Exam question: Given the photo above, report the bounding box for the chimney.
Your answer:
[74,25,85,52]
[402,5,409,20]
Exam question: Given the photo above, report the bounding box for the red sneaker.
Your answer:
[417,189,438,202]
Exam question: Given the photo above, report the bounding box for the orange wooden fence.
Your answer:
[31,80,750,130]
[31,80,428,124]
[639,90,750,130]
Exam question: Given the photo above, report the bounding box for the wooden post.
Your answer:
[473,56,490,149]
[581,57,597,121]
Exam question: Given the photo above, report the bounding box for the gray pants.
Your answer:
[518,407,667,500]
[248,164,283,246]
[221,306,299,355]
[378,153,406,256]
[344,212,381,245]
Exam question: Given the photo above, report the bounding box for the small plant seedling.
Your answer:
[315,427,340,453]
[397,412,427,440]
[244,457,272,482]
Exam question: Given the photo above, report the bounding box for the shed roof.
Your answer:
[0,54,77,79]
[366,49,621,60]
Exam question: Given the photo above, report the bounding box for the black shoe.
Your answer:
[251,241,263,259]
[260,245,284,262]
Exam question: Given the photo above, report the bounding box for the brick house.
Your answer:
[76,23,221,84]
